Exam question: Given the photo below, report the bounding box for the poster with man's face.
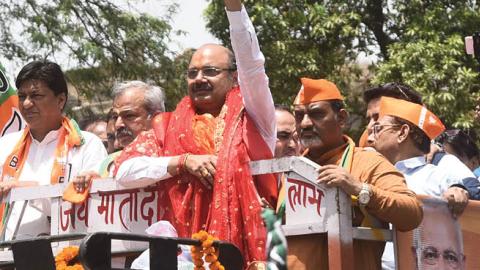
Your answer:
[397,197,480,270]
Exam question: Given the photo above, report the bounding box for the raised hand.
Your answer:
[224,0,242,11]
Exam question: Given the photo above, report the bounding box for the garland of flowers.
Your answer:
[55,246,83,270]
[191,230,225,270]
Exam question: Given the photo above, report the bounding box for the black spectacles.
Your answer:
[372,123,402,138]
[186,67,236,79]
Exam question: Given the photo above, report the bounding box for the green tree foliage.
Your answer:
[204,0,368,105]
[0,0,187,112]
[205,0,480,135]
[373,0,480,130]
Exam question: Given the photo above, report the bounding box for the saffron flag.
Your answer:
[0,63,24,137]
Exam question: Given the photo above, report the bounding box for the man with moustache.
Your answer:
[71,81,165,188]
[288,78,422,269]
[0,60,107,240]
[113,0,277,266]
[110,80,165,149]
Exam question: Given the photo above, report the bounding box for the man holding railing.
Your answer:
[112,0,278,267]
[288,78,423,269]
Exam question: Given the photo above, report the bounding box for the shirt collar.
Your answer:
[30,128,61,145]
[395,156,426,172]
[317,135,352,165]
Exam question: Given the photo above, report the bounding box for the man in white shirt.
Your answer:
[369,96,469,269]
[0,60,107,240]
[362,83,480,200]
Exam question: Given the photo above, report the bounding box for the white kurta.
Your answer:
[0,128,108,240]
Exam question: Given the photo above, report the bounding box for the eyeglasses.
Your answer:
[277,131,298,142]
[420,246,464,269]
[371,123,402,138]
[186,66,236,79]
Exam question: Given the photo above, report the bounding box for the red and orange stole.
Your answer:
[0,117,84,227]
[114,87,277,263]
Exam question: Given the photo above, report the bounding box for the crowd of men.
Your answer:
[0,0,479,269]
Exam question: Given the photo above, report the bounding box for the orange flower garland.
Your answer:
[191,230,225,270]
[55,246,83,270]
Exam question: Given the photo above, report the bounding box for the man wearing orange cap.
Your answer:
[369,96,470,269]
[288,78,423,269]
[362,83,480,202]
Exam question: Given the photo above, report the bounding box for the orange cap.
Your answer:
[294,78,344,105]
[379,97,445,140]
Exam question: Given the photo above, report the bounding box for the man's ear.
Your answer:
[337,109,349,128]
[397,124,410,143]
[231,70,239,87]
[57,93,67,111]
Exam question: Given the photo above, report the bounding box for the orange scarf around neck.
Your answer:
[1,116,84,184]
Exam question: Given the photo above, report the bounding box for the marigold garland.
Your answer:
[55,246,84,270]
[191,230,225,270]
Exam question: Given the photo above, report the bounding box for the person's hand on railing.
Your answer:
[316,164,363,196]
[443,186,469,218]
[73,171,100,193]
[0,181,38,198]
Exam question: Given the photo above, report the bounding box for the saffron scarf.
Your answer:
[337,136,384,239]
[114,87,277,264]
[1,117,84,226]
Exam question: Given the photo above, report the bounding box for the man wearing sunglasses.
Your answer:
[113,0,277,266]
[369,97,470,269]
[287,78,422,270]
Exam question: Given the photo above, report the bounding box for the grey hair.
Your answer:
[111,80,165,114]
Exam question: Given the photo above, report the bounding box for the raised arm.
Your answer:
[224,0,241,11]
[225,0,276,154]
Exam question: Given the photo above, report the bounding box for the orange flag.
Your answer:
[0,63,24,137]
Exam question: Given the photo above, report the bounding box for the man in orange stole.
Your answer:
[113,0,277,265]
[287,78,423,269]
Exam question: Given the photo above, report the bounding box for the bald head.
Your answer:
[187,44,238,116]
[193,44,236,70]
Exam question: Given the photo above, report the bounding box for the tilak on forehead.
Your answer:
[379,96,445,140]
[294,78,344,105]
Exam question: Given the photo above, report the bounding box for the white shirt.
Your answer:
[227,5,276,153]
[382,156,464,269]
[433,152,480,199]
[116,5,275,186]
[0,128,107,240]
